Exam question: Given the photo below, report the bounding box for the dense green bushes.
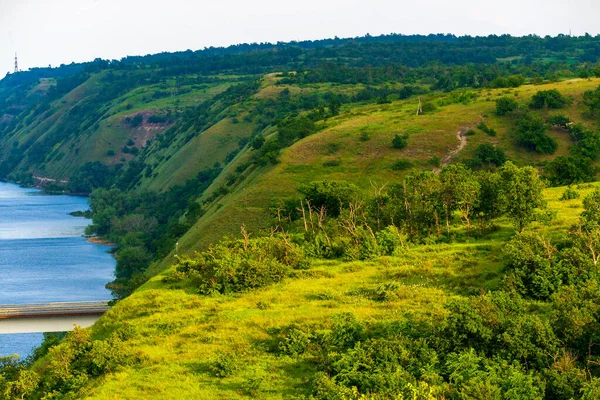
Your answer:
[515,114,557,154]
[168,235,307,294]
[530,89,571,109]
[496,96,519,116]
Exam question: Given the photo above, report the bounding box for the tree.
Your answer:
[515,114,557,154]
[500,162,546,232]
[251,135,265,149]
[473,171,506,231]
[496,97,519,116]
[440,164,480,235]
[299,180,359,217]
[583,85,600,118]
[572,189,600,266]
[529,89,570,109]
[115,246,152,279]
[544,156,597,186]
[472,143,507,168]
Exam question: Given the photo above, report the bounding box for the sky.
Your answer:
[1,0,599,75]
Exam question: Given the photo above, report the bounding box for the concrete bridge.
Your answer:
[0,301,110,334]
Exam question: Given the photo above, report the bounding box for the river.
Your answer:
[0,181,115,358]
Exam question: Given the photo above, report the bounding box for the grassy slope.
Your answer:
[152,78,600,274]
[1,73,236,180]
[77,182,600,399]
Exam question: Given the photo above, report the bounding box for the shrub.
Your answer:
[530,89,570,109]
[328,312,365,350]
[171,236,306,294]
[420,102,437,113]
[375,225,404,255]
[391,159,412,171]
[323,159,341,167]
[496,97,519,116]
[503,232,561,299]
[469,143,506,168]
[374,282,401,301]
[559,187,580,201]
[515,114,557,154]
[477,121,496,136]
[359,131,371,141]
[545,156,598,186]
[277,326,313,356]
[547,114,571,129]
[211,352,239,377]
[391,134,409,149]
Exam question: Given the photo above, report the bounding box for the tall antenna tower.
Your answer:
[14,53,18,73]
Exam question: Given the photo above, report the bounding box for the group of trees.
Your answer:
[86,166,221,296]
[275,162,546,264]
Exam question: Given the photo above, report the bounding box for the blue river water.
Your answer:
[0,181,115,358]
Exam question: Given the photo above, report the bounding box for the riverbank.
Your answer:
[86,236,116,246]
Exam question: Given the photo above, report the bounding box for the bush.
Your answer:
[277,326,313,356]
[376,225,404,255]
[477,121,496,136]
[171,236,306,294]
[530,89,570,109]
[391,159,412,171]
[420,102,437,113]
[545,156,598,186]
[496,97,519,116]
[515,114,557,154]
[211,352,239,377]
[503,232,561,299]
[391,134,409,149]
[471,143,506,167]
[560,187,580,201]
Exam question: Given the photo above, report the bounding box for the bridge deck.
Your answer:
[0,301,110,319]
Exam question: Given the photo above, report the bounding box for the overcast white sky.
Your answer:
[1,0,599,75]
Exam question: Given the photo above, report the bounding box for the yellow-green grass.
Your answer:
[77,182,600,399]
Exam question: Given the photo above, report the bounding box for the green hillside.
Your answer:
[1,34,600,398]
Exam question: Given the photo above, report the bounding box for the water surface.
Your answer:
[0,182,115,357]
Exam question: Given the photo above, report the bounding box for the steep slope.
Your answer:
[155,77,600,274]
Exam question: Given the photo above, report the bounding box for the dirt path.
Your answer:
[433,127,470,174]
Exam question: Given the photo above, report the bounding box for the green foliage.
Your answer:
[211,352,239,377]
[391,133,409,149]
[170,236,306,294]
[583,85,600,118]
[530,89,571,109]
[559,186,580,201]
[516,113,557,154]
[467,143,507,169]
[496,96,519,116]
[503,233,561,299]
[116,246,153,279]
[477,120,497,136]
[69,161,119,194]
[420,102,437,113]
[299,180,359,218]
[545,156,598,186]
[391,158,412,170]
[500,162,547,232]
